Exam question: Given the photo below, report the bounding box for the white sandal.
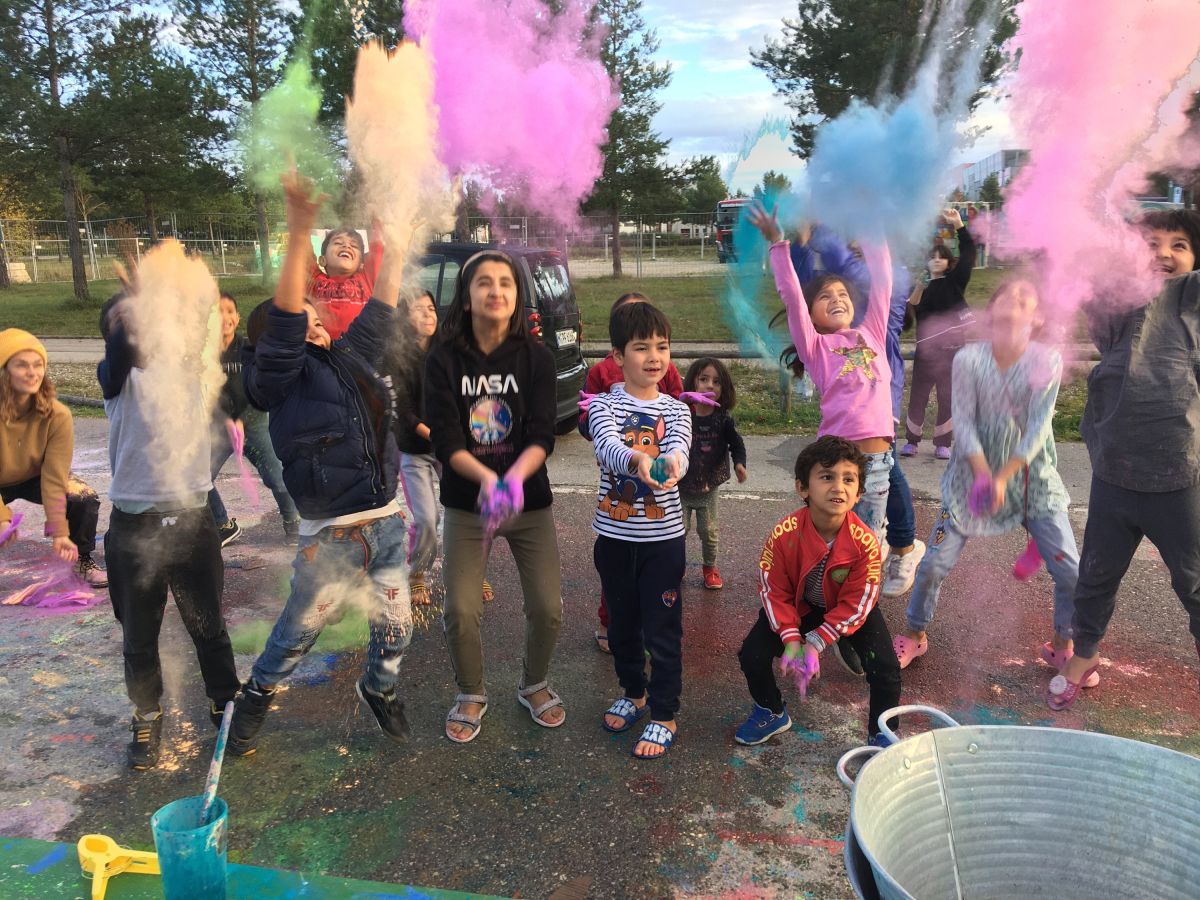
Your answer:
[517,681,565,728]
[445,693,488,743]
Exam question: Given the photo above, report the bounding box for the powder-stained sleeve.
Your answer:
[1014,348,1062,465]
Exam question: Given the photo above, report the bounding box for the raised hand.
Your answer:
[746,200,784,244]
[942,207,964,230]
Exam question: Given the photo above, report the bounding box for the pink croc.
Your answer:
[893,634,928,669]
[1047,663,1100,711]
[1039,642,1100,688]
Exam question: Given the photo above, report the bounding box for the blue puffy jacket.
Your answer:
[244,298,399,520]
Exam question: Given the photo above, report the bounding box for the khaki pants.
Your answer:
[442,506,562,696]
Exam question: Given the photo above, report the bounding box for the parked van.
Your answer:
[414,243,588,432]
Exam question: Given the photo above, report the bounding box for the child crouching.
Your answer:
[736,436,901,747]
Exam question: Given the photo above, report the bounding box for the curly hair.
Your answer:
[794,435,867,496]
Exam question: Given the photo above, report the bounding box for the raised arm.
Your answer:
[276,171,326,315]
[859,239,894,345]
[747,199,820,365]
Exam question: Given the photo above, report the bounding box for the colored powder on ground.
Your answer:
[1000,0,1200,324]
[345,40,458,287]
[243,47,341,200]
[405,0,617,227]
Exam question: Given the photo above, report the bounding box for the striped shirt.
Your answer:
[803,542,834,609]
[589,385,692,542]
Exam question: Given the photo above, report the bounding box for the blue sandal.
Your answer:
[632,721,676,759]
[602,697,647,733]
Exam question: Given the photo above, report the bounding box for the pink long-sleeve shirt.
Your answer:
[769,240,895,442]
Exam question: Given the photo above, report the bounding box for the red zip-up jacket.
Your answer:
[757,506,882,649]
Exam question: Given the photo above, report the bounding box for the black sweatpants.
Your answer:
[2,474,101,554]
[738,607,902,737]
[594,535,685,721]
[1072,476,1200,658]
[105,507,240,713]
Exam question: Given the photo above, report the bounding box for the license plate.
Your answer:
[555,328,577,347]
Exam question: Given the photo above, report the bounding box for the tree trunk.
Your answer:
[57,135,88,302]
[144,193,158,243]
[610,209,623,278]
[0,224,10,289]
[254,191,273,283]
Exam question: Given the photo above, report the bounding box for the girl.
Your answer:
[678,357,747,590]
[387,289,444,608]
[424,250,565,743]
[902,208,976,460]
[207,292,300,546]
[892,277,1086,690]
[747,201,895,546]
[0,330,106,587]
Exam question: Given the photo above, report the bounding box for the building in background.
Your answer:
[962,149,1029,200]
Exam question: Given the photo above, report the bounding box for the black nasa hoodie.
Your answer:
[423,334,556,512]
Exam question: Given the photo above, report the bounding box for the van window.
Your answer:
[440,261,461,306]
[414,259,445,306]
[527,258,574,316]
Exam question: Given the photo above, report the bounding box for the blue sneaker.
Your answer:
[869,731,896,748]
[734,703,792,746]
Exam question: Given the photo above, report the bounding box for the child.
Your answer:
[387,289,440,607]
[902,208,976,460]
[1052,210,1200,709]
[0,330,106,586]
[735,436,900,746]
[97,271,240,771]
[589,302,692,759]
[892,277,1082,683]
[789,224,926,599]
[678,357,747,590]
[206,292,300,545]
[424,249,565,744]
[580,292,708,651]
[747,201,895,547]
[307,224,384,340]
[229,173,412,755]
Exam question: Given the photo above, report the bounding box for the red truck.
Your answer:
[713,197,751,264]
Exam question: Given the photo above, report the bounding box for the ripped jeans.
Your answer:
[852,449,894,545]
[251,512,412,696]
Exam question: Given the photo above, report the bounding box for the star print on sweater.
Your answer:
[833,335,878,381]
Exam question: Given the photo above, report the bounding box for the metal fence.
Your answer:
[2,207,997,285]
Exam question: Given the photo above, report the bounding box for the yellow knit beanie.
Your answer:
[0,329,48,369]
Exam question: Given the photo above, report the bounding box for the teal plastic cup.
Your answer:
[150,795,228,899]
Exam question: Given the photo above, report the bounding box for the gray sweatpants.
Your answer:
[1072,476,1200,657]
[442,506,562,696]
[681,489,719,566]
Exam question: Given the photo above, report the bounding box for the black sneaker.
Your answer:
[831,638,866,677]
[229,681,275,757]
[217,519,242,548]
[282,519,301,545]
[209,699,235,729]
[355,677,409,742]
[128,710,163,770]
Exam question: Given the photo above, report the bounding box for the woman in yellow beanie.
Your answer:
[0,329,107,586]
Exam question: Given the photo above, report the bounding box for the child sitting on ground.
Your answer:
[735,436,901,747]
[677,357,747,590]
[589,301,692,759]
[307,223,384,340]
[230,172,411,755]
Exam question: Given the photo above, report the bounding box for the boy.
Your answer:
[229,172,412,755]
[588,302,692,759]
[735,436,901,746]
[98,257,240,771]
[308,224,384,340]
[1052,209,1200,707]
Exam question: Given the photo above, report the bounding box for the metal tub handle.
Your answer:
[836,745,883,788]
[876,704,961,745]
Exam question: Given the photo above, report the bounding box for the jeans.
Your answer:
[398,452,440,576]
[106,507,240,712]
[2,473,101,554]
[1072,477,1200,658]
[208,410,298,526]
[442,507,562,696]
[906,508,1079,636]
[885,451,915,550]
[681,489,720,566]
[251,512,412,695]
[738,607,901,737]
[852,450,893,545]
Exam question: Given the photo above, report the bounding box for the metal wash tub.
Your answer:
[835,705,1200,899]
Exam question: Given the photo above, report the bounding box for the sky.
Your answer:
[641,0,1018,193]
